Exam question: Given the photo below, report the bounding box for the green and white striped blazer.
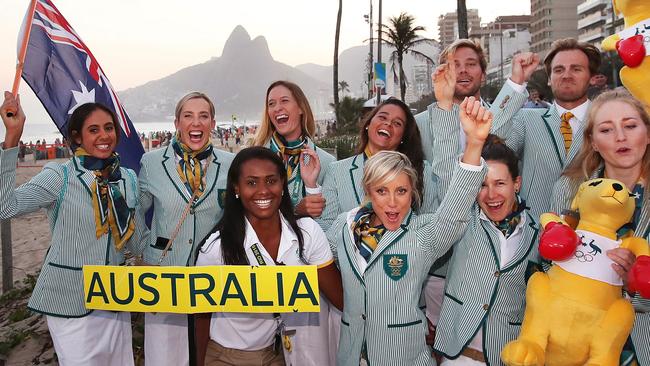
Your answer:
[0,146,148,317]
[139,145,233,266]
[414,82,528,164]
[551,171,650,365]
[433,207,541,364]
[318,154,439,232]
[326,162,486,366]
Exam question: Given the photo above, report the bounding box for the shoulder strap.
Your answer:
[51,164,69,231]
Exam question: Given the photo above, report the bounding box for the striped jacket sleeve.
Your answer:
[138,153,154,212]
[125,168,150,257]
[490,81,528,138]
[418,161,487,260]
[318,163,340,232]
[429,104,462,200]
[550,175,580,215]
[0,146,62,219]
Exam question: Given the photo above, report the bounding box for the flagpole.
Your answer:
[6,0,38,117]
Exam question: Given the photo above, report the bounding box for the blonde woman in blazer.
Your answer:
[0,95,147,365]
[252,80,335,218]
[139,92,234,366]
[327,98,491,366]
[550,90,650,365]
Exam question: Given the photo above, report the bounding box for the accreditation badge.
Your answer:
[383,254,408,281]
[217,189,227,209]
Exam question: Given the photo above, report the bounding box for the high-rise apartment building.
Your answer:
[530,0,582,59]
[438,9,481,50]
[577,0,624,49]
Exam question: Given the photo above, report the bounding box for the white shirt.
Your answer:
[554,100,590,139]
[555,229,623,286]
[196,215,334,350]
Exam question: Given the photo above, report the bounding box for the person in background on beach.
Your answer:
[194,146,343,366]
[252,80,335,219]
[0,92,147,365]
[138,91,234,366]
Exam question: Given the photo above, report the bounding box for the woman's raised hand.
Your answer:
[0,92,26,148]
[299,146,321,189]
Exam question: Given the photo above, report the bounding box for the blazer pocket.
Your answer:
[48,262,82,271]
[387,319,422,328]
[444,292,463,305]
[151,236,171,250]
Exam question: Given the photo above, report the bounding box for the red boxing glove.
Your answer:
[539,222,580,261]
[628,255,650,299]
[616,35,646,68]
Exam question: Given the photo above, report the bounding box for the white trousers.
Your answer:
[423,276,446,324]
[47,310,133,366]
[145,312,189,366]
[441,355,486,366]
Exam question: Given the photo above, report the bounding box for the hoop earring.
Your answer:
[235,193,239,199]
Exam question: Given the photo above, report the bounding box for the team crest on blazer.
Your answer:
[217,189,227,208]
[384,254,408,280]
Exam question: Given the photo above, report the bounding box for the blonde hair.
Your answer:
[174,92,216,120]
[252,81,316,146]
[439,39,487,72]
[563,89,650,182]
[362,150,421,210]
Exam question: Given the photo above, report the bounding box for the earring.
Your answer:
[235,193,239,199]
[365,126,369,130]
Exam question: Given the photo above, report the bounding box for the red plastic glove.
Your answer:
[539,222,580,261]
[628,255,650,298]
[616,35,646,68]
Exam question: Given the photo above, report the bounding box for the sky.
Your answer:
[0,0,530,130]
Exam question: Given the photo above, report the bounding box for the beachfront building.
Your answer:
[530,0,582,60]
[576,0,624,50]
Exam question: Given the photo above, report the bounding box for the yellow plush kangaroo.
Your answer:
[601,0,650,108]
[501,179,650,366]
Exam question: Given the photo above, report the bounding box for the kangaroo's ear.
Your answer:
[570,182,587,212]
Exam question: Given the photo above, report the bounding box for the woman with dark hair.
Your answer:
[252,80,336,218]
[432,130,542,365]
[195,146,343,366]
[0,93,146,365]
[138,92,234,365]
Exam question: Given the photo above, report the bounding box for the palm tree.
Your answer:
[380,12,434,101]
[338,80,350,96]
[333,0,343,124]
[457,0,469,39]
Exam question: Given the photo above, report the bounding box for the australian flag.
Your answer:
[19,0,144,171]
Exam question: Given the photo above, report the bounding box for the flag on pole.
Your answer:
[18,0,144,171]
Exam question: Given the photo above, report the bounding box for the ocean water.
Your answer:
[0,121,252,144]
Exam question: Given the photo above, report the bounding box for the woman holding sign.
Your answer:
[326,98,491,366]
[195,146,343,366]
[0,93,147,365]
[138,92,234,366]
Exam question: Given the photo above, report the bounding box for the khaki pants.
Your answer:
[205,340,285,366]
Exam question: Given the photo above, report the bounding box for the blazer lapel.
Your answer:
[479,218,503,269]
[342,212,365,284]
[195,149,221,207]
[502,211,540,271]
[540,107,565,168]
[161,145,191,203]
[72,156,96,197]
[349,155,364,205]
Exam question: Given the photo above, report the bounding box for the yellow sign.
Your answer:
[83,265,320,313]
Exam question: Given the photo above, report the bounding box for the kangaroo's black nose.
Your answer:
[613,183,623,191]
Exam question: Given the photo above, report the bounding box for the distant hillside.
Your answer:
[119,26,439,122]
[119,26,330,122]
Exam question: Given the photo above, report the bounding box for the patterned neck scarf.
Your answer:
[491,198,527,239]
[269,132,308,206]
[352,202,386,262]
[74,148,134,250]
[363,146,374,161]
[171,133,213,197]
